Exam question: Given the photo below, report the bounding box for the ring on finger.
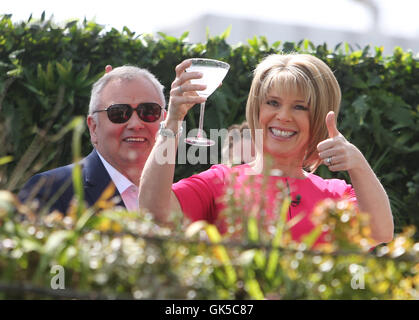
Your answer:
[178,85,183,94]
[326,156,332,166]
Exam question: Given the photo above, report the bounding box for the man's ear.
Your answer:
[87,115,98,146]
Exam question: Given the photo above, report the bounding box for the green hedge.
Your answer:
[0,13,418,233]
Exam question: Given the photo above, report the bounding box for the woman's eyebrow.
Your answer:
[266,95,306,103]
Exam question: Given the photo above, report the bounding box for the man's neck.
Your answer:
[120,167,141,187]
[96,151,140,191]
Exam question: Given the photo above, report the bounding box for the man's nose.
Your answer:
[126,110,146,129]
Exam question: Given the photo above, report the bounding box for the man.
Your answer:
[18,65,166,213]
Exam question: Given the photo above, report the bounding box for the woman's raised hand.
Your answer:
[317,111,366,172]
[167,60,207,122]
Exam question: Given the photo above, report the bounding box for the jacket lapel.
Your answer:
[82,149,125,208]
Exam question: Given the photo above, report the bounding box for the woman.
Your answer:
[139,53,394,245]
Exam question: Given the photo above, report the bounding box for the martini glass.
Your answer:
[185,58,230,147]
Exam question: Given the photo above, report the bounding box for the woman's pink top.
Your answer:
[172,164,357,244]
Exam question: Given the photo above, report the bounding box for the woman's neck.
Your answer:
[250,155,307,179]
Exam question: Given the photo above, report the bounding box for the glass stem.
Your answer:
[197,102,206,138]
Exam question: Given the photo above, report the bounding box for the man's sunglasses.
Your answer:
[93,103,163,124]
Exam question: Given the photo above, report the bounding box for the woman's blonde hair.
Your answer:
[246,53,341,173]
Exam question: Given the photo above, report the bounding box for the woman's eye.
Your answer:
[295,104,308,111]
[267,100,279,107]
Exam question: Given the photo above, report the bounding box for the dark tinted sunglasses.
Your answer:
[93,103,163,124]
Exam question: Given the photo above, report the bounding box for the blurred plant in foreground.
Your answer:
[1,164,417,300]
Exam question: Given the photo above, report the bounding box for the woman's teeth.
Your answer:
[270,128,296,138]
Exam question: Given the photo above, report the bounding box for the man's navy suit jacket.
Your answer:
[18,149,124,213]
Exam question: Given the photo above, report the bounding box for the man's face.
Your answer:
[87,77,164,181]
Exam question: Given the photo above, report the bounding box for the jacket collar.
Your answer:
[82,149,124,207]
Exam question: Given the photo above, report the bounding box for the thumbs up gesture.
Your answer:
[317,111,363,172]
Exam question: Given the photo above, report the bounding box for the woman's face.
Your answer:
[259,88,310,161]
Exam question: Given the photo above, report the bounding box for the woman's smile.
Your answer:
[269,127,298,140]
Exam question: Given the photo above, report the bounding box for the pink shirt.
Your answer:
[172,164,357,244]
